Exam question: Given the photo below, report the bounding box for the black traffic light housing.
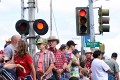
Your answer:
[76,7,90,36]
[33,19,48,35]
[15,19,29,35]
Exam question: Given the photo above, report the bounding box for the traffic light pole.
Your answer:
[28,0,36,57]
[88,0,95,42]
[21,0,25,19]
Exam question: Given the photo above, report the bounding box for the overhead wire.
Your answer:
[52,8,59,39]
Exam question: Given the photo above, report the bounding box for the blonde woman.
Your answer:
[4,39,36,80]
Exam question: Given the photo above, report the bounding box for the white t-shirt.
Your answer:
[91,58,110,80]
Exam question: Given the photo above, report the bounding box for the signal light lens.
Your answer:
[15,19,29,35]
[19,23,27,30]
[33,19,48,35]
[37,23,44,30]
[80,17,87,24]
[79,9,86,17]
[80,25,87,32]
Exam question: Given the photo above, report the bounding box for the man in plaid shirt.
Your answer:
[47,36,68,80]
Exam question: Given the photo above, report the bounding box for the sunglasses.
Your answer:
[0,58,10,63]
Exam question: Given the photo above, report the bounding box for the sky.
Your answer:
[0,0,120,60]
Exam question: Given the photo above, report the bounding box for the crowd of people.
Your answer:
[0,34,119,80]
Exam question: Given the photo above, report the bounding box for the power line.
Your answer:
[52,9,59,39]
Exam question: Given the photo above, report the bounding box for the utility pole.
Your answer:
[50,0,52,36]
[88,0,95,42]
[21,0,26,40]
[21,0,24,19]
[28,0,36,57]
[81,36,84,55]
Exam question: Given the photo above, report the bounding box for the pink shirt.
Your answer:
[37,52,44,72]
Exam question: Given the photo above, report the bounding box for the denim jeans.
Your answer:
[60,78,69,80]
[108,73,115,80]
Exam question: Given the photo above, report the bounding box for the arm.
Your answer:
[101,60,111,72]
[74,60,80,66]
[3,63,18,69]
[115,72,119,80]
[66,60,72,71]
[29,63,36,80]
[63,63,67,70]
[44,63,54,75]
[3,63,26,73]
[43,51,56,75]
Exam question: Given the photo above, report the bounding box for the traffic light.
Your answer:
[98,6,110,34]
[33,19,48,35]
[100,43,105,54]
[76,7,90,36]
[15,19,29,35]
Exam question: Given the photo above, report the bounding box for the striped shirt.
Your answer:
[33,50,55,79]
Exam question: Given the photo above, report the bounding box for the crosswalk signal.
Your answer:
[33,19,48,35]
[15,19,29,35]
[98,6,110,34]
[76,7,90,36]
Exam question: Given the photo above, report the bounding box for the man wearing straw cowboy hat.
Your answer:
[47,36,68,80]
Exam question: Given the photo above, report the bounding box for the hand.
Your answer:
[40,74,46,80]
[56,69,63,77]
[17,64,26,73]
[0,54,3,61]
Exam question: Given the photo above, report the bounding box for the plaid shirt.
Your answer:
[85,59,93,70]
[33,50,55,79]
[48,48,68,69]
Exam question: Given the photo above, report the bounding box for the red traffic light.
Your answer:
[76,7,90,36]
[79,9,86,17]
[15,19,29,35]
[33,19,48,35]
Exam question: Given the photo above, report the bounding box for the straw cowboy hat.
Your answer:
[85,48,92,54]
[47,36,59,44]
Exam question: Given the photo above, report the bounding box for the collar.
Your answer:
[40,50,48,54]
[48,47,57,53]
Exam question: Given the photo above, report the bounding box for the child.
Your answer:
[80,68,89,80]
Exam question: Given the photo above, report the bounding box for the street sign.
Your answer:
[84,36,90,43]
[85,42,100,48]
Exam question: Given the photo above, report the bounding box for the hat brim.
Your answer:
[85,52,92,54]
[74,43,77,45]
[36,43,42,45]
[48,39,59,44]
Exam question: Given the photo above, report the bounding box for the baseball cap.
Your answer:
[66,40,77,47]
[72,49,80,55]
[36,38,47,45]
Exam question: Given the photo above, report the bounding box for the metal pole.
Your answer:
[21,0,24,19]
[28,0,36,57]
[81,36,84,55]
[88,0,95,42]
[21,0,26,41]
[50,0,52,36]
